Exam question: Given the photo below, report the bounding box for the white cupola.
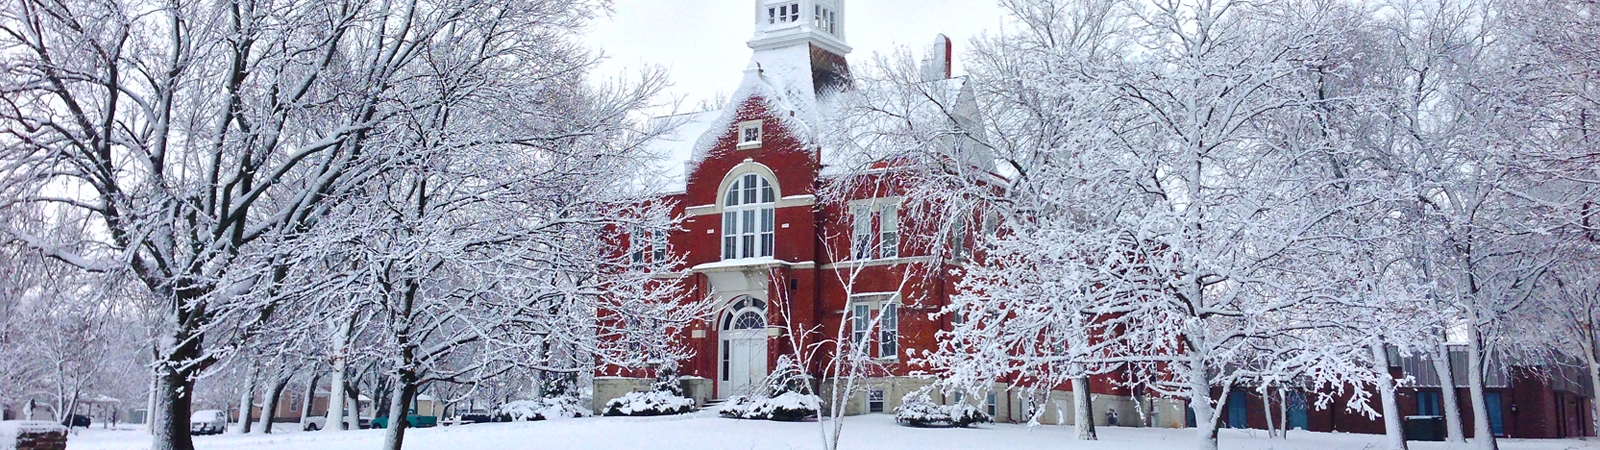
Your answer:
[749,0,851,57]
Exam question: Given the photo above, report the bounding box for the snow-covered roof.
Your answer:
[638,37,988,194]
[642,47,837,194]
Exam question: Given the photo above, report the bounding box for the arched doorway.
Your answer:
[719,296,768,397]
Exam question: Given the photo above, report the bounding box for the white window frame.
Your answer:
[878,205,898,259]
[848,293,900,361]
[848,198,901,260]
[737,120,763,149]
[722,173,776,260]
[851,205,873,260]
[813,5,837,34]
[630,229,667,265]
[879,302,897,358]
[850,303,870,347]
[767,2,800,24]
[950,215,969,261]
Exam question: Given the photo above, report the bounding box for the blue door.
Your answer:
[1485,393,1505,437]
[1288,391,1309,430]
[1228,391,1248,428]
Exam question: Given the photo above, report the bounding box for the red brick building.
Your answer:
[593,0,1174,427]
[595,1,1594,440]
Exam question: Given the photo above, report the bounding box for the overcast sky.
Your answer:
[585,0,1012,109]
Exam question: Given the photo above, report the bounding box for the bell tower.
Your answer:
[747,0,851,97]
[749,0,850,56]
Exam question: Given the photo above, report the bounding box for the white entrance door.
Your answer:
[720,306,768,397]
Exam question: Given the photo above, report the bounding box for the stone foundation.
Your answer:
[590,377,713,414]
[816,377,1187,428]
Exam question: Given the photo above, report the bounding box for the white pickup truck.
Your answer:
[302,410,367,431]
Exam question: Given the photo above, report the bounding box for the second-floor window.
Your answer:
[851,202,899,260]
[723,173,776,260]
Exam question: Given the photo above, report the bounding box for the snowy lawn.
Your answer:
[64,413,1598,450]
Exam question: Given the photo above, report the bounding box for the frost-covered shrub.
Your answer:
[603,360,697,416]
[604,390,696,416]
[495,396,593,421]
[717,392,821,421]
[651,360,685,397]
[717,356,819,421]
[895,390,991,428]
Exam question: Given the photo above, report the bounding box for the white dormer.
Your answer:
[750,0,851,56]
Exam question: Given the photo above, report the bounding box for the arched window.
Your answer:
[723,173,776,260]
[720,296,768,330]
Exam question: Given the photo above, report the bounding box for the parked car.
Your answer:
[303,410,368,431]
[442,409,492,426]
[369,411,437,429]
[190,410,227,435]
[67,414,90,428]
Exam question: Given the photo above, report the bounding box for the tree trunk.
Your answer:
[1187,362,1219,450]
[299,371,320,429]
[326,367,347,431]
[1072,376,1097,440]
[1465,328,1498,450]
[150,370,196,450]
[258,374,290,434]
[381,375,418,450]
[1278,389,1288,438]
[146,372,158,433]
[62,389,80,429]
[1434,343,1466,443]
[1585,347,1599,439]
[1262,387,1276,439]
[1372,343,1409,450]
[349,388,362,430]
[236,368,257,434]
[325,315,353,431]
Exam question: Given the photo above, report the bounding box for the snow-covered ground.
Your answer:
[64,413,1598,450]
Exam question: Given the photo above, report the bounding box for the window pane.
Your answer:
[742,235,754,258]
[761,208,774,232]
[726,183,739,206]
[852,304,869,344]
[761,233,773,257]
[880,206,897,232]
[880,232,897,258]
[724,212,736,236]
[724,237,736,260]
[743,210,755,233]
[882,303,897,329]
[761,179,774,203]
[733,311,764,329]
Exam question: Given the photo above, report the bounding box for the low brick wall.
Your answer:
[0,420,68,450]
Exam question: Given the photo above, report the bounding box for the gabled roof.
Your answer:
[644,45,838,193]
